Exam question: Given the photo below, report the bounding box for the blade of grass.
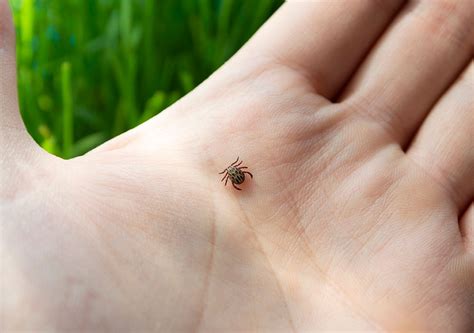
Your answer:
[61,62,73,158]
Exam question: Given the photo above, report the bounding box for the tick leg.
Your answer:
[234,161,243,167]
[232,183,242,191]
[221,173,228,182]
[230,156,240,166]
[218,169,227,174]
[225,176,230,186]
[243,171,253,178]
[239,166,248,169]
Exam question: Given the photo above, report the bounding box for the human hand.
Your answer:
[1,0,473,331]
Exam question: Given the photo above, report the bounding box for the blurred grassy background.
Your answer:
[9,0,282,158]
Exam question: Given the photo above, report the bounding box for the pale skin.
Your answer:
[1,0,473,331]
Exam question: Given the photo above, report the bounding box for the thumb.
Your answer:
[0,0,35,153]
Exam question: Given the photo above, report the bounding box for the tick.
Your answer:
[219,157,253,191]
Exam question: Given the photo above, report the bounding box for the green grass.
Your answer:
[9,0,282,158]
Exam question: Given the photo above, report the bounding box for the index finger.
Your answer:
[238,0,406,99]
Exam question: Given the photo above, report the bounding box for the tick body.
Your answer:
[219,157,253,191]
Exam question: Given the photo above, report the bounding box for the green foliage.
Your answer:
[9,0,282,157]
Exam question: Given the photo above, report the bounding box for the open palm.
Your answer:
[2,0,473,331]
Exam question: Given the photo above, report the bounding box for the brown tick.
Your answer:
[219,157,253,191]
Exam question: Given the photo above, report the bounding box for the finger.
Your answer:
[0,0,23,131]
[238,0,406,99]
[340,0,473,146]
[0,0,36,159]
[407,62,473,210]
[460,203,474,254]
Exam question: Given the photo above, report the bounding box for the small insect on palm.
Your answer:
[218,157,253,191]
